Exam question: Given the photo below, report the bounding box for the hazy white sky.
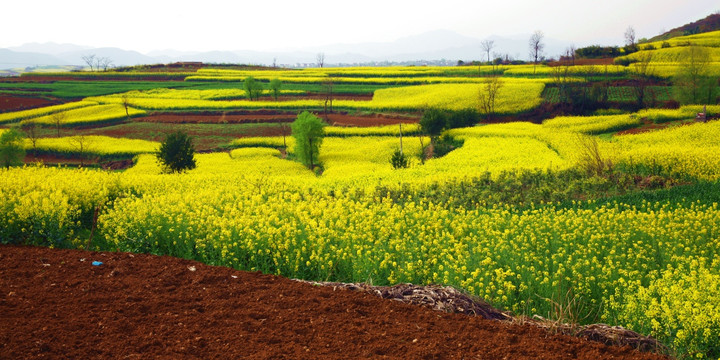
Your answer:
[2,0,718,53]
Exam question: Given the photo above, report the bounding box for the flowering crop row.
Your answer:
[101,88,304,101]
[21,104,145,127]
[30,135,159,158]
[542,114,642,134]
[637,105,720,123]
[0,101,97,124]
[193,66,489,79]
[641,30,720,50]
[185,74,520,85]
[83,82,544,113]
[617,46,720,64]
[324,123,421,137]
[504,65,627,76]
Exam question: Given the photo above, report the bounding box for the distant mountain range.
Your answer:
[1,30,572,70]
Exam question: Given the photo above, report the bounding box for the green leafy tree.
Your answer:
[244,76,264,101]
[0,128,26,168]
[268,78,282,101]
[419,108,447,140]
[156,131,196,173]
[291,111,326,170]
[674,45,718,105]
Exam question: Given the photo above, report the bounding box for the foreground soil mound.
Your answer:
[0,245,667,359]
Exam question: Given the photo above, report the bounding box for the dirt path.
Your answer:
[0,245,667,359]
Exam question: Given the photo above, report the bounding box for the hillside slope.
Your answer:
[647,13,720,42]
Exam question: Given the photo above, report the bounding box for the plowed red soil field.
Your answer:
[0,245,667,360]
[0,95,61,113]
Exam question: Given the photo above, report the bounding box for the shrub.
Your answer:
[390,148,409,169]
[575,135,613,176]
[433,134,463,158]
[447,108,480,128]
[614,58,637,66]
[419,108,447,138]
[0,128,25,168]
[156,131,196,173]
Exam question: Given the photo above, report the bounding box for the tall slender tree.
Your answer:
[481,40,495,63]
[529,30,545,74]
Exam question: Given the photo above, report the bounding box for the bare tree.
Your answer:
[81,54,96,71]
[51,111,67,137]
[21,122,40,155]
[272,57,277,68]
[624,26,636,47]
[121,93,131,117]
[280,122,290,155]
[481,40,495,63]
[551,62,573,103]
[529,30,545,74]
[568,44,576,66]
[316,53,325,68]
[478,76,503,120]
[321,75,334,120]
[629,52,655,108]
[68,135,94,167]
[96,57,113,71]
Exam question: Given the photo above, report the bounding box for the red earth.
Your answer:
[615,119,699,136]
[0,245,668,360]
[0,95,62,113]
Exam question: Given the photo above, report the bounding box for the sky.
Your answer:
[1,0,718,53]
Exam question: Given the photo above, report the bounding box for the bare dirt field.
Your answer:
[0,95,62,113]
[0,245,668,360]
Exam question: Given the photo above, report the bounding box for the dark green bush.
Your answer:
[390,148,409,169]
[446,108,479,128]
[156,131,196,173]
[433,134,463,158]
[419,108,447,138]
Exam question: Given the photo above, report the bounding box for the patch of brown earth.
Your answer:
[23,153,99,166]
[0,245,668,360]
[0,95,62,113]
[615,118,699,136]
